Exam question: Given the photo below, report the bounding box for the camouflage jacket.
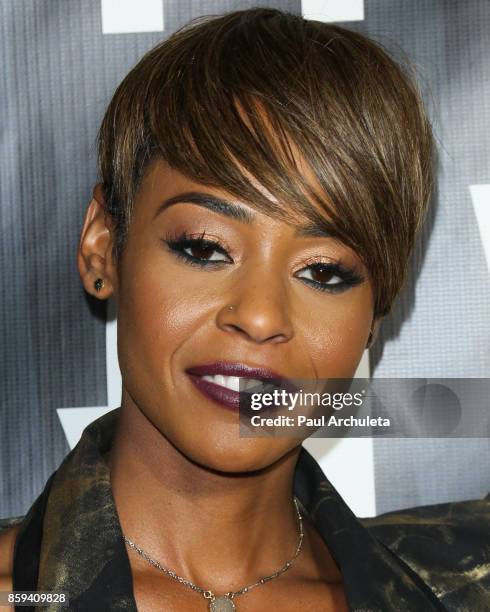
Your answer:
[1,408,489,611]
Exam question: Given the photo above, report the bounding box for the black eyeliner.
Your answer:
[161,231,364,293]
[298,262,365,294]
[162,230,231,267]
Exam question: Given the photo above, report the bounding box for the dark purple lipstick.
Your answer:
[185,361,298,412]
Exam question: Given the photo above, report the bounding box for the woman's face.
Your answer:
[99,160,374,472]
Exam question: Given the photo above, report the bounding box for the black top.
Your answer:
[2,408,489,611]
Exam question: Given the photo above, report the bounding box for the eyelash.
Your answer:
[163,230,232,265]
[161,230,364,294]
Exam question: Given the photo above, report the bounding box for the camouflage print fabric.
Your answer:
[4,408,489,611]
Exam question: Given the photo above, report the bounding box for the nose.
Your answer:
[216,271,294,344]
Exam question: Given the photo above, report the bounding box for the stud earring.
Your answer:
[228,305,235,310]
[94,278,105,292]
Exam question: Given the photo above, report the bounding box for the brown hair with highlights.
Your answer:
[98,7,433,320]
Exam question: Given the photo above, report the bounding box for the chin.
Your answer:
[179,435,300,475]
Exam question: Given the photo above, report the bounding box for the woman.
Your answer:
[1,7,488,611]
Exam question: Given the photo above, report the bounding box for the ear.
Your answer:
[77,183,118,300]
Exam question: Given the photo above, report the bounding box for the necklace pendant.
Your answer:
[208,595,236,612]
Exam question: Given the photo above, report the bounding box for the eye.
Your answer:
[162,231,232,267]
[295,262,364,294]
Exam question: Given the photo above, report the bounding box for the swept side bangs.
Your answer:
[98,8,433,319]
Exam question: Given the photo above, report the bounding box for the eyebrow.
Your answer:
[153,191,335,238]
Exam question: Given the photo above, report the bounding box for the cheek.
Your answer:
[115,263,207,377]
[298,293,373,378]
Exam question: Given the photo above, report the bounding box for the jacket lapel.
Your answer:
[35,409,136,610]
[294,448,446,610]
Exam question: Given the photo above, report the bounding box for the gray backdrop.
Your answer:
[1,0,489,518]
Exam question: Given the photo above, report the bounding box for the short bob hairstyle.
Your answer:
[98,7,433,320]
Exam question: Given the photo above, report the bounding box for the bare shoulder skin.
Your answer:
[0,523,20,594]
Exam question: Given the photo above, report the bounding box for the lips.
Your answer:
[185,361,299,411]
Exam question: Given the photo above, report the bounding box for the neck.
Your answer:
[108,397,303,592]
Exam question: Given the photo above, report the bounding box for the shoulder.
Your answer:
[0,517,25,590]
[360,494,490,609]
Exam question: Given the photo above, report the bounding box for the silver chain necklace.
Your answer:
[123,496,304,612]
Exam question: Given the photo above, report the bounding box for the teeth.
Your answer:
[201,375,264,392]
